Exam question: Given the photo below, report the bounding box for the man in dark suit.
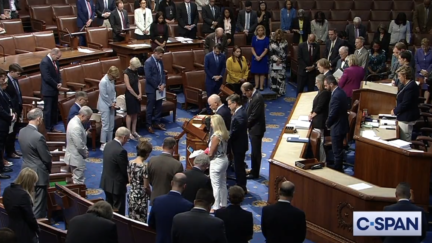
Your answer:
[290,9,311,44]
[76,0,96,45]
[204,44,226,113]
[383,182,427,243]
[236,1,257,45]
[297,34,320,94]
[109,0,129,42]
[226,94,248,192]
[201,0,220,35]
[176,0,199,38]
[335,46,349,71]
[0,69,15,179]
[241,82,265,179]
[66,201,118,243]
[325,29,346,70]
[215,186,253,243]
[324,75,348,172]
[0,0,20,19]
[144,46,167,134]
[345,17,367,53]
[262,181,306,243]
[208,94,231,130]
[100,126,130,215]
[172,188,228,243]
[67,91,89,125]
[4,63,23,159]
[41,48,63,133]
[149,173,194,243]
[148,137,184,205]
[204,28,228,54]
[182,153,212,203]
[95,0,115,27]
[18,108,52,218]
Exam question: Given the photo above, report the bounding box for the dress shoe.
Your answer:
[245,169,252,175]
[246,174,258,179]
[152,124,166,131]
[0,174,10,179]
[2,167,13,173]
[148,127,155,134]
[52,129,62,133]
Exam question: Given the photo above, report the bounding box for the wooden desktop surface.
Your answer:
[269,91,395,243]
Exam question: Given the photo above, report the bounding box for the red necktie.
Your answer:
[86,1,92,19]
[52,61,58,72]
[120,10,126,29]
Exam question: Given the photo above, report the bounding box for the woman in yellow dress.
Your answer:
[226,46,249,96]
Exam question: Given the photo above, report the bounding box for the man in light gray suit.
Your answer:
[64,106,93,184]
[354,37,369,69]
[18,108,52,218]
[204,28,228,54]
[236,0,257,45]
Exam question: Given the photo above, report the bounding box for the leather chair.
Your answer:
[61,64,95,91]
[330,10,350,21]
[196,22,204,39]
[168,23,179,38]
[48,0,68,4]
[161,52,183,87]
[28,72,70,100]
[192,49,205,69]
[391,11,413,22]
[172,51,202,72]
[0,19,25,34]
[233,33,247,46]
[34,30,61,49]
[272,10,280,21]
[350,10,371,22]
[17,76,43,107]
[56,16,83,47]
[52,4,74,20]
[13,33,46,53]
[373,1,393,10]
[328,21,348,32]
[334,1,353,10]
[71,4,77,14]
[0,36,18,56]
[353,1,373,10]
[140,79,177,122]
[369,21,382,33]
[30,5,58,32]
[26,0,47,8]
[296,1,315,10]
[393,1,414,10]
[81,61,104,87]
[100,57,124,83]
[290,44,299,77]
[85,27,113,55]
[370,10,392,21]
[316,1,334,9]
[309,129,322,161]
[182,70,206,111]
[266,1,279,10]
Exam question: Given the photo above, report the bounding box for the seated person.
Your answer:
[367,41,387,80]
[415,38,432,81]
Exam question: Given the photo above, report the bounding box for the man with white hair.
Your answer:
[207,94,231,130]
[182,153,212,203]
[345,17,367,52]
[335,46,349,71]
[64,106,93,184]
[204,27,227,54]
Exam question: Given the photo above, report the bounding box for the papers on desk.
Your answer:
[379,120,396,126]
[298,116,310,122]
[333,69,343,80]
[288,120,311,129]
[360,130,379,140]
[378,114,397,119]
[127,44,151,48]
[365,122,379,128]
[380,82,393,86]
[156,88,166,100]
[348,183,372,191]
[175,37,193,42]
[388,139,411,149]
[77,47,95,53]
[282,133,309,143]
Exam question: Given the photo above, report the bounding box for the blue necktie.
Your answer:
[12,79,22,104]
[187,3,191,25]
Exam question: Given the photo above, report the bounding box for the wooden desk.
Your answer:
[0,47,106,73]
[109,38,204,70]
[269,91,396,243]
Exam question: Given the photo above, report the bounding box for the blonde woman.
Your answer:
[134,0,153,40]
[2,168,39,243]
[98,66,120,151]
[226,46,249,96]
[124,57,142,140]
[208,114,229,213]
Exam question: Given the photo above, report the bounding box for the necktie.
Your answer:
[355,28,359,38]
[214,54,218,63]
[187,3,191,25]
[426,8,429,24]
[120,10,126,29]
[104,0,107,10]
[328,41,334,60]
[52,60,58,72]
[245,13,250,30]
[86,1,92,19]
[309,44,313,63]
[211,6,215,18]
[12,79,22,104]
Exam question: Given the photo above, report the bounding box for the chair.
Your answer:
[47,0,67,4]
[172,51,202,72]
[161,52,183,87]
[334,1,353,9]
[309,129,322,161]
[296,1,315,10]
[330,10,350,21]
[393,1,414,10]
[61,64,94,91]
[99,57,124,83]
[33,30,61,49]
[13,33,42,53]
[373,1,393,10]
[17,76,42,107]
[316,1,334,9]
[0,36,18,56]
[391,11,414,23]
[353,1,373,10]
[85,27,113,55]
[26,0,47,7]
[272,10,281,21]
[267,1,279,10]
[290,44,299,77]
[168,23,179,37]
[0,19,25,34]
[182,70,207,110]
[310,10,331,21]
[56,16,83,47]
[370,10,392,21]
[350,10,371,22]
[81,61,104,87]
[192,49,205,69]
[328,21,348,32]
[30,5,58,32]
[233,33,247,46]
[52,4,74,20]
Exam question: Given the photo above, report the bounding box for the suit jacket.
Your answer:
[65,212,118,243]
[94,0,115,26]
[100,139,128,195]
[226,56,249,84]
[336,58,349,71]
[176,2,199,35]
[246,91,266,136]
[144,56,166,94]
[311,90,331,129]
[204,32,228,54]
[134,7,153,36]
[290,17,311,44]
[157,0,176,20]
[383,200,427,243]
[149,191,194,243]
[0,90,13,132]
[354,47,369,69]
[338,65,365,98]
[261,202,306,243]
[172,208,228,243]
[216,104,231,131]
[201,4,221,34]
[236,10,258,33]
[77,0,96,28]
[204,52,226,83]
[18,125,52,186]
[393,80,421,122]
[148,153,184,204]
[109,8,130,40]
[64,116,88,167]
[97,74,117,111]
[67,103,80,124]
[326,87,349,136]
[345,23,367,47]
[182,167,212,203]
[2,183,39,243]
[297,41,320,76]
[214,205,253,243]
[229,106,248,153]
[5,74,22,116]
[388,56,401,80]
[0,0,20,14]
[40,55,62,97]
[324,37,345,69]
[413,4,432,32]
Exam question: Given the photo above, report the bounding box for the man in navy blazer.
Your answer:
[144,46,167,134]
[149,173,193,243]
[94,0,115,27]
[109,0,129,42]
[204,44,226,114]
[40,48,63,132]
[208,94,231,130]
[67,91,89,124]
[324,75,348,172]
[77,0,96,45]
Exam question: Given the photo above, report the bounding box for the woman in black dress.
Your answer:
[150,12,169,50]
[257,1,272,37]
[158,0,176,24]
[125,57,143,140]
[218,8,235,46]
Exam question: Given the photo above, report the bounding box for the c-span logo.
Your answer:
[353,212,422,236]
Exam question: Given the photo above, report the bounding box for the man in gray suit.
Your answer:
[64,106,93,184]
[18,108,52,218]
[236,0,257,45]
[354,37,369,69]
[204,28,228,54]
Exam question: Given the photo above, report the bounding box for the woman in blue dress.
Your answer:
[251,25,269,91]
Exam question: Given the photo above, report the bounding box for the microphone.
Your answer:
[62,27,72,38]
[0,44,5,63]
[80,25,86,32]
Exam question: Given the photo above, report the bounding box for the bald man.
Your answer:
[297,34,320,94]
[204,27,228,54]
[207,94,231,130]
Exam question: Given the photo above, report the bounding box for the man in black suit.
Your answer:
[176,0,199,39]
[382,182,427,243]
[241,82,265,179]
[325,29,346,70]
[297,34,320,94]
[4,63,23,159]
[208,94,231,130]
[324,75,348,172]
[182,153,212,203]
[66,201,118,243]
[100,126,130,215]
[290,9,311,44]
[0,69,15,179]
[345,17,367,53]
[95,0,115,27]
[41,48,63,133]
[226,94,248,192]
[172,188,228,243]
[335,46,349,71]
[109,0,129,42]
[0,0,20,19]
[67,91,89,125]
[201,0,220,35]
[262,181,306,243]
[236,1,257,45]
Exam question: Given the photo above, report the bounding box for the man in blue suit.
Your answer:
[149,173,193,243]
[40,48,63,133]
[67,91,89,124]
[324,75,348,172]
[204,44,226,114]
[227,94,248,193]
[77,0,96,46]
[207,94,231,131]
[144,46,167,134]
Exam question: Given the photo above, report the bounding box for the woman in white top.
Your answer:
[311,11,328,43]
[134,0,153,40]
[388,12,411,45]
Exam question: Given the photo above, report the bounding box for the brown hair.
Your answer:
[394,42,407,51]
[396,65,413,80]
[316,58,330,70]
[136,138,153,158]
